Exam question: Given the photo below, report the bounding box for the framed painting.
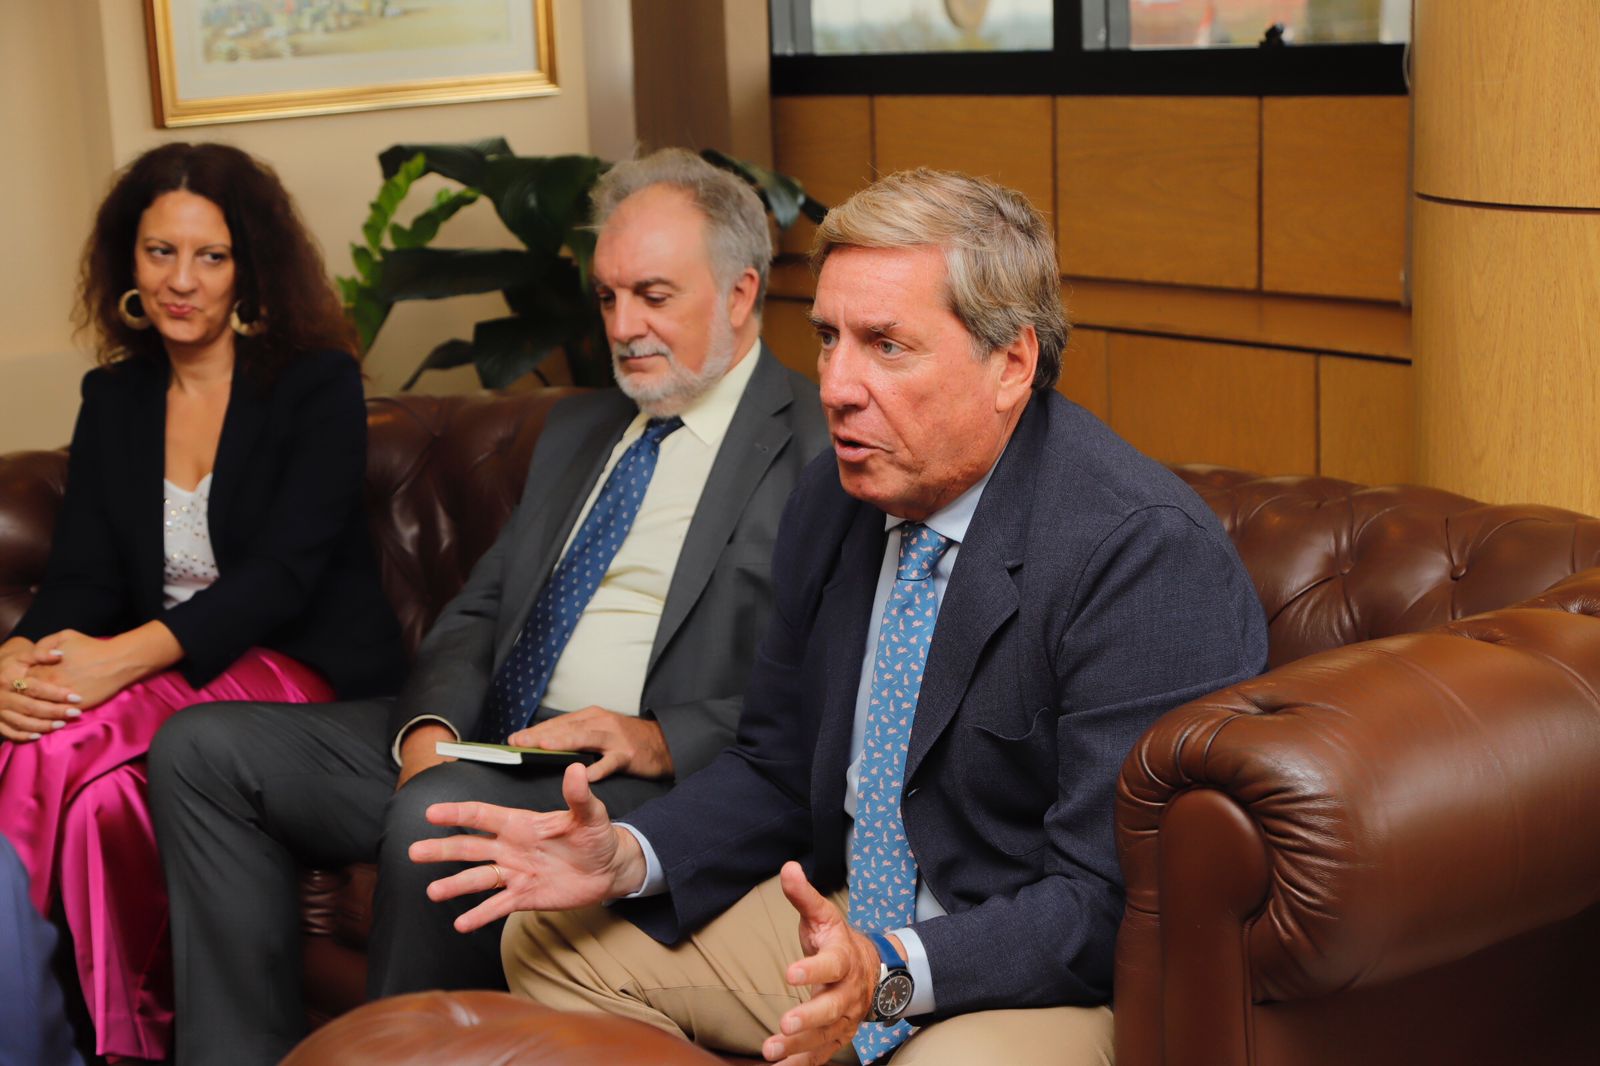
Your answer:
[142,0,557,127]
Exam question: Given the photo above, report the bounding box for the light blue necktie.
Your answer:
[480,416,683,742]
[849,522,952,1064]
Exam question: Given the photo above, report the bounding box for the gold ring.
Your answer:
[489,864,506,890]
[11,678,27,694]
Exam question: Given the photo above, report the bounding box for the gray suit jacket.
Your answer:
[387,345,829,778]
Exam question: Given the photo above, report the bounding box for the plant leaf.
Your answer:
[500,257,586,316]
[567,227,598,290]
[798,194,828,224]
[468,315,567,390]
[403,188,480,247]
[564,324,617,388]
[362,215,386,252]
[348,287,392,354]
[700,148,810,230]
[374,159,417,217]
[388,221,419,249]
[379,138,512,187]
[378,248,550,301]
[480,154,605,256]
[400,337,475,390]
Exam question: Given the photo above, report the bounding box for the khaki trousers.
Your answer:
[502,874,1114,1065]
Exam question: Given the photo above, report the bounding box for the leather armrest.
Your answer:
[281,991,729,1065]
[1118,569,1600,1005]
[0,449,67,639]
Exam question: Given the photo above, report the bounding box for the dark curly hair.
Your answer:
[77,142,356,375]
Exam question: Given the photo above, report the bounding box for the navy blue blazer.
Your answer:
[12,351,406,698]
[622,389,1269,1020]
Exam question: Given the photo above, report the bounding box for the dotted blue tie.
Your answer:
[849,522,952,1064]
[480,416,684,742]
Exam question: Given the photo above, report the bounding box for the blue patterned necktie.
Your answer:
[480,416,684,742]
[849,522,953,1065]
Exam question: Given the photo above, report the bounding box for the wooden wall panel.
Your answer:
[760,297,821,382]
[1415,0,1600,208]
[772,95,874,256]
[1063,277,1411,360]
[1057,327,1109,421]
[1057,97,1259,290]
[873,96,1055,216]
[1319,357,1414,486]
[1414,197,1600,514]
[1263,97,1410,302]
[1107,334,1316,474]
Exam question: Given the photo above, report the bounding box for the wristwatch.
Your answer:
[865,931,915,1024]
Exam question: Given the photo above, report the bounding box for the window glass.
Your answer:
[1113,0,1409,50]
[780,0,1053,55]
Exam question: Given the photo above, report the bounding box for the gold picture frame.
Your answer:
[143,0,557,127]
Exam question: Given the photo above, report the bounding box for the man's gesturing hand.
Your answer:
[763,861,880,1065]
[409,761,648,932]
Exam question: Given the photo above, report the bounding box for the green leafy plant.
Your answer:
[338,141,826,390]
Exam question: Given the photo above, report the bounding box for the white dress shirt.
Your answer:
[542,343,760,714]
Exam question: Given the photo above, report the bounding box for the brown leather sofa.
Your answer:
[1113,468,1600,1066]
[3,391,1598,1063]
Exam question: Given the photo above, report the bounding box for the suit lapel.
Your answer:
[129,364,169,617]
[811,502,886,856]
[905,542,1019,782]
[494,396,633,665]
[206,366,268,570]
[647,347,794,672]
[904,396,1044,782]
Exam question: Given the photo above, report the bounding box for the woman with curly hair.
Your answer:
[0,142,406,1062]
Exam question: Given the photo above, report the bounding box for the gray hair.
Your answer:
[591,148,772,311]
[810,168,1067,391]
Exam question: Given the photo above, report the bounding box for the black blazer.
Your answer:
[13,351,406,698]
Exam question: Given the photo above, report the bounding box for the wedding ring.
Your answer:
[11,678,27,694]
[489,863,506,890]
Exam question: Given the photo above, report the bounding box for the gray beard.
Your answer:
[611,312,739,417]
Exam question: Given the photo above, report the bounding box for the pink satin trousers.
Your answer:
[0,649,330,1059]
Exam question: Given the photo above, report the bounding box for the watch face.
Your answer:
[875,971,915,1021]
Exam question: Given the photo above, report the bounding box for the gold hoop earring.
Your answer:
[230,302,266,338]
[118,289,151,330]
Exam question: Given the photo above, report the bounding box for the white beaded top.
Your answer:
[162,474,219,608]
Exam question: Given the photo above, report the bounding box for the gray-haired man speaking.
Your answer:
[148,148,829,1066]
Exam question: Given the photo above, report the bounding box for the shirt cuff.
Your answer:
[392,714,460,767]
[892,926,937,1017]
[613,823,667,898]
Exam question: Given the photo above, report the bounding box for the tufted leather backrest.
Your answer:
[1174,465,1600,668]
[4,394,1599,672]
[361,390,583,655]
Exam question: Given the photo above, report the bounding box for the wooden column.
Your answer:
[1413,1,1600,512]
[629,0,772,165]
